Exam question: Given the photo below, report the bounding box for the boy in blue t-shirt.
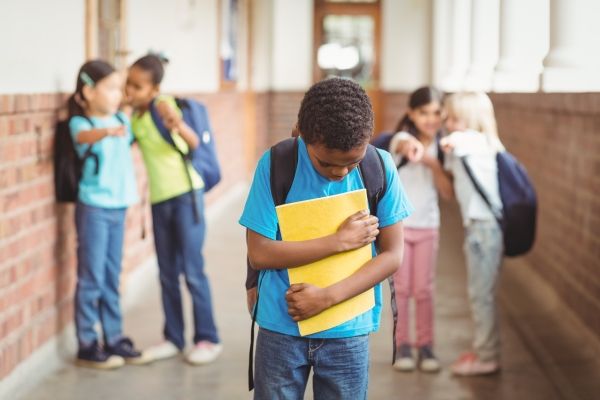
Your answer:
[239,78,412,399]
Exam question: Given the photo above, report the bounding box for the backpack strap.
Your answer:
[148,98,201,223]
[358,144,386,218]
[460,156,503,223]
[358,144,400,365]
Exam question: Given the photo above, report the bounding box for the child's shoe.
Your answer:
[106,337,153,365]
[144,340,181,362]
[451,352,499,376]
[76,341,125,370]
[393,343,415,372]
[418,345,441,372]
[186,340,223,365]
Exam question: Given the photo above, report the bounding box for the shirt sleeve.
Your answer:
[239,151,279,240]
[68,116,93,157]
[375,149,413,228]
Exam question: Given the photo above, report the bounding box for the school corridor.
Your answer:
[9,186,598,400]
[1,0,600,399]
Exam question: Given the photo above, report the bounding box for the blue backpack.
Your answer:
[149,97,222,192]
[461,151,537,257]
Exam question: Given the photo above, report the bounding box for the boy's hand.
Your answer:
[156,101,182,131]
[246,287,257,315]
[395,137,424,162]
[335,210,379,252]
[285,283,332,321]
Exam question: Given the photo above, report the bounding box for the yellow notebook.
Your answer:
[275,189,375,336]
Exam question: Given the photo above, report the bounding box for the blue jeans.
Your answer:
[254,328,369,400]
[464,220,503,361]
[75,203,126,347]
[151,190,219,349]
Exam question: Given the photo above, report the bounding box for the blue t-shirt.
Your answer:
[69,113,138,208]
[239,137,413,338]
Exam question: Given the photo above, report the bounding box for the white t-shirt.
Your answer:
[389,132,440,228]
[444,129,503,226]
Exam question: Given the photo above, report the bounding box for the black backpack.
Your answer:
[245,137,402,390]
[53,114,126,203]
[461,151,537,257]
[371,131,444,169]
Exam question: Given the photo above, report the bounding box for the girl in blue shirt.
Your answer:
[67,60,148,369]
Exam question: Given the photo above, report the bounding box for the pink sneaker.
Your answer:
[451,352,500,376]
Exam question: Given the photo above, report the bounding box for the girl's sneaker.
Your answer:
[393,343,415,372]
[106,337,153,365]
[76,341,125,370]
[186,341,223,365]
[418,345,441,372]
[451,352,500,376]
[144,340,181,362]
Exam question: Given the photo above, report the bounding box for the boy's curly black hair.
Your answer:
[298,78,373,151]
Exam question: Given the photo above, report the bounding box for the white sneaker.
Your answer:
[393,344,416,372]
[144,341,180,362]
[186,341,223,365]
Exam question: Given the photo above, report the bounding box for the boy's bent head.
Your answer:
[298,78,373,152]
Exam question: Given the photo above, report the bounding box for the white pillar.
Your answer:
[440,0,471,92]
[464,0,500,91]
[541,0,600,92]
[432,0,451,88]
[492,0,549,92]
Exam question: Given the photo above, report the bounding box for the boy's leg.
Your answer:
[175,190,219,344]
[254,328,310,400]
[464,221,503,362]
[75,203,110,346]
[152,199,186,349]
[311,335,369,400]
[412,228,439,347]
[100,208,126,345]
[392,231,414,347]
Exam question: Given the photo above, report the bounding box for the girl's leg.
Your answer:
[464,220,503,362]
[392,231,414,347]
[100,208,126,345]
[152,199,186,350]
[174,190,219,344]
[411,228,439,347]
[75,203,110,346]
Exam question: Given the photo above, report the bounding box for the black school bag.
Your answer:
[53,114,127,202]
[461,151,537,256]
[245,137,403,390]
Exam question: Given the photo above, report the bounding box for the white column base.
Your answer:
[541,67,600,92]
[492,69,541,92]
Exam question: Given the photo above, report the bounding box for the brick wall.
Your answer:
[490,93,600,338]
[0,91,247,379]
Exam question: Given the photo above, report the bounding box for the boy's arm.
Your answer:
[285,221,404,321]
[246,210,379,270]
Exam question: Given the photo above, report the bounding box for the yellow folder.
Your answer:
[275,189,375,336]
